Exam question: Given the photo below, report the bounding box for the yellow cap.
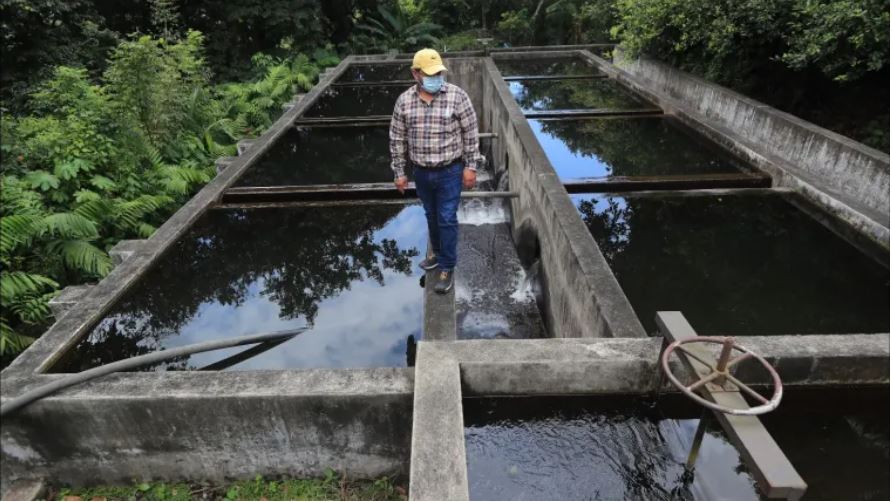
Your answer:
[412,48,447,75]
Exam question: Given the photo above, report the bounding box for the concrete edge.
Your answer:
[481,57,648,339]
[581,49,890,249]
[408,345,468,501]
[0,57,355,379]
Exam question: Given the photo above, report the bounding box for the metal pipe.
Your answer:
[0,328,307,417]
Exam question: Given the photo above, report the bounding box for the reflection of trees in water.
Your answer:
[575,194,890,336]
[513,79,644,112]
[58,205,419,372]
[237,126,393,186]
[535,118,734,178]
[577,196,632,265]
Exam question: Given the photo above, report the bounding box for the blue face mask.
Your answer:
[420,74,445,94]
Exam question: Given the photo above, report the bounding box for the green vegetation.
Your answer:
[1,0,887,363]
[50,472,405,501]
[0,27,336,362]
[610,0,889,149]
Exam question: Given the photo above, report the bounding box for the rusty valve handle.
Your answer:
[661,336,783,416]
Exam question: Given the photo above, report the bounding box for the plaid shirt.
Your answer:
[389,82,483,179]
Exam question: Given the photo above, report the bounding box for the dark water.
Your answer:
[572,191,889,335]
[464,389,889,501]
[496,58,600,77]
[337,64,411,82]
[304,85,407,117]
[51,204,428,372]
[530,117,746,181]
[234,126,392,187]
[455,199,546,340]
[508,78,651,112]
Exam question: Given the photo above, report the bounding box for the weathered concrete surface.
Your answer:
[409,347,468,501]
[481,55,648,339]
[423,269,456,341]
[439,334,890,396]
[603,48,890,248]
[0,479,45,501]
[407,333,888,499]
[47,285,94,319]
[108,239,143,265]
[1,369,413,489]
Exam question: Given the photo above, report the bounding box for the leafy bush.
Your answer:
[0,32,336,361]
[352,5,442,53]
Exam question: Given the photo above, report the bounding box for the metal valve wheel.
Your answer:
[661,336,783,416]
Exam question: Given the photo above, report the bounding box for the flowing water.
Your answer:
[465,389,889,500]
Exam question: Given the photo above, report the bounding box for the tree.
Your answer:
[353,4,442,53]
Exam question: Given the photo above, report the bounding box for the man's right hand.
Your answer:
[394,176,408,194]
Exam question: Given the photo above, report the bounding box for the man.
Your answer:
[390,48,482,294]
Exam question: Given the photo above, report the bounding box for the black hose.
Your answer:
[0,328,306,417]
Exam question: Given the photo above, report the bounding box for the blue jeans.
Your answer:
[414,161,462,272]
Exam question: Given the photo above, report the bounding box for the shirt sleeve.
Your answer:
[389,95,408,179]
[456,89,482,171]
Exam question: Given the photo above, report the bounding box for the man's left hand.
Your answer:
[462,168,476,190]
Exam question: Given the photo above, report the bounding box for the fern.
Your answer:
[47,240,113,277]
[0,271,59,305]
[0,320,35,356]
[38,212,99,239]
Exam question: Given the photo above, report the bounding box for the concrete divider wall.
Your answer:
[479,56,647,339]
[1,57,416,491]
[606,49,890,246]
[1,369,413,488]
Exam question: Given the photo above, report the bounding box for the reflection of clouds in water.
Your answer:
[529,119,610,180]
[660,418,759,500]
[181,204,426,370]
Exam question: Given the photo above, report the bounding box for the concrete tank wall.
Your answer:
[1,369,413,488]
[479,58,647,339]
[608,48,890,247]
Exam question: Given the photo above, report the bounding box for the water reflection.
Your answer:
[508,79,649,112]
[496,58,599,77]
[53,204,426,372]
[529,117,744,180]
[572,192,890,335]
[234,126,392,187]
[304,85,407,117]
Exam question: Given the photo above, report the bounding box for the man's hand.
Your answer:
[394,176,409,194]
[462,168,476,190]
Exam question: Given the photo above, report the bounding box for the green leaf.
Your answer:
[74,189,101,203]
[54,159,93,181]
[38,212,99,239]
[0,271,58,305]
[90,175,117,191]
[48,240,113,277]
[0,214,39,257]
[23,170,60,191]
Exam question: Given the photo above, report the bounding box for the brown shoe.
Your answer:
[433,269,454,294]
